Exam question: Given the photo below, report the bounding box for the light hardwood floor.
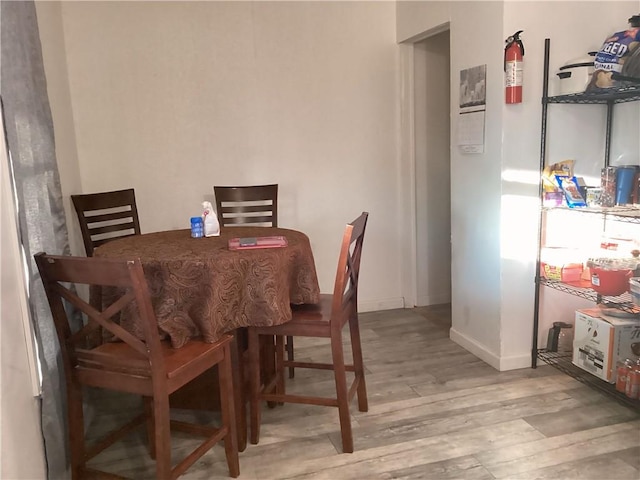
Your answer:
[86,305,640,479]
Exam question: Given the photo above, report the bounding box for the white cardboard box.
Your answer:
[572,308,640,383]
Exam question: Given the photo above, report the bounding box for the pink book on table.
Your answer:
[228,236,288,250]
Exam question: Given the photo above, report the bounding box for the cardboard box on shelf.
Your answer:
[540,262,583,282]
[572,308,640,383]
[539,247,585,283]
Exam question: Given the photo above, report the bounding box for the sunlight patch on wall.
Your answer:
[501,194,539,263]
[501,168,539,186]
[501,168,600,193]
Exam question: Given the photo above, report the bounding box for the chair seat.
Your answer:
[86,336,229,379]
[290,294,331,318]
[77,336,231,398]
[252,295,335,338]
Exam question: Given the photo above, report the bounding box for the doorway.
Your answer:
[413,30,451,306]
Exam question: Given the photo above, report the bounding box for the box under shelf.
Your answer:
[537,349,640,410]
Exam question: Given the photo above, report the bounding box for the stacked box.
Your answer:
[572,308,640,383]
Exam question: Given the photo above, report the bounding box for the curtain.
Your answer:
[1,2,75,478]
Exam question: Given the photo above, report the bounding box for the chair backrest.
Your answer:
[214,184,278,227]
[71,188,141,256]
[34,253,164,382]
[330,212,369,330]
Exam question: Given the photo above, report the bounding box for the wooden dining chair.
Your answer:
[34,253,240,479]
[213,183,296,378]
[213,184,278,228]
[71,188,141,256]
[247,212,369,453]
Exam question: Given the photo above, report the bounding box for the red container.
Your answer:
[626,367,640,399]
[590,267,632,296]
[616,359,634,392]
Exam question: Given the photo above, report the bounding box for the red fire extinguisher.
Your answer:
[504,30,525,104]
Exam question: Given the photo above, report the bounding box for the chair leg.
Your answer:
[143,397,156,459]
[275,335,286,405]
[263,336,278,409]
[67,382,85,480]
[286,335,295,378]
[248,329,262,445]
[218,343,240,478]
[331,332,354,453]
[348,314,368,412]
[229,332,247,452]
[152,393,172,479]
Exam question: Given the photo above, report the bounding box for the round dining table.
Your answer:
[93,226,320,348]
[94,226,320,452]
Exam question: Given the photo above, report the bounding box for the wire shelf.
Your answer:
[541,205,640,224]
[545,84,640,105]
[539,278,640,314]
[537,350,640,410]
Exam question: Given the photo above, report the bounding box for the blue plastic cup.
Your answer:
[190,216,204,238]
[615,166,637,205]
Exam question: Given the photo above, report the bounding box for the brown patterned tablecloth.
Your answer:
[94,227,320,348]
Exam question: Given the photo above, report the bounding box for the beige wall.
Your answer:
[39,1,402,311]
[36,0,84,256]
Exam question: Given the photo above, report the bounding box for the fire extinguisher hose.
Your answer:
[504,30,525,71]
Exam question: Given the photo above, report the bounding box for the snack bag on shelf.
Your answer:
[556,175,587,207]
[587,14,640,90]
[542,159,575,192]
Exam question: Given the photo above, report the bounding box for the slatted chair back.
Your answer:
[71,188,141,256]
[330,212,368,333]
[214,184,278,227]
[35,253,164,386]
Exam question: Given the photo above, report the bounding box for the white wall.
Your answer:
[398,0,640,370]
[500,1,640,368]
[398,1,505,364]
[41,1,402,311]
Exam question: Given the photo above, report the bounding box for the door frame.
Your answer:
[398,23,451,308]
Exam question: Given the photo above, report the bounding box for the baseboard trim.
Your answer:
[359,297,405,312]
[449,327,531,372]
[449,327,500,370]
[497,353,533,371]
[416,293,451,307]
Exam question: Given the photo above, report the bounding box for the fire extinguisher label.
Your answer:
[505,61,523,87]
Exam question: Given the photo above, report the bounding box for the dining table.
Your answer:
[93,226,321,450]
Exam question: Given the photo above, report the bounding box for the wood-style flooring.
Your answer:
[86,305,640,479]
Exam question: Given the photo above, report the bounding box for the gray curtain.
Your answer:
[1,1,74,478]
